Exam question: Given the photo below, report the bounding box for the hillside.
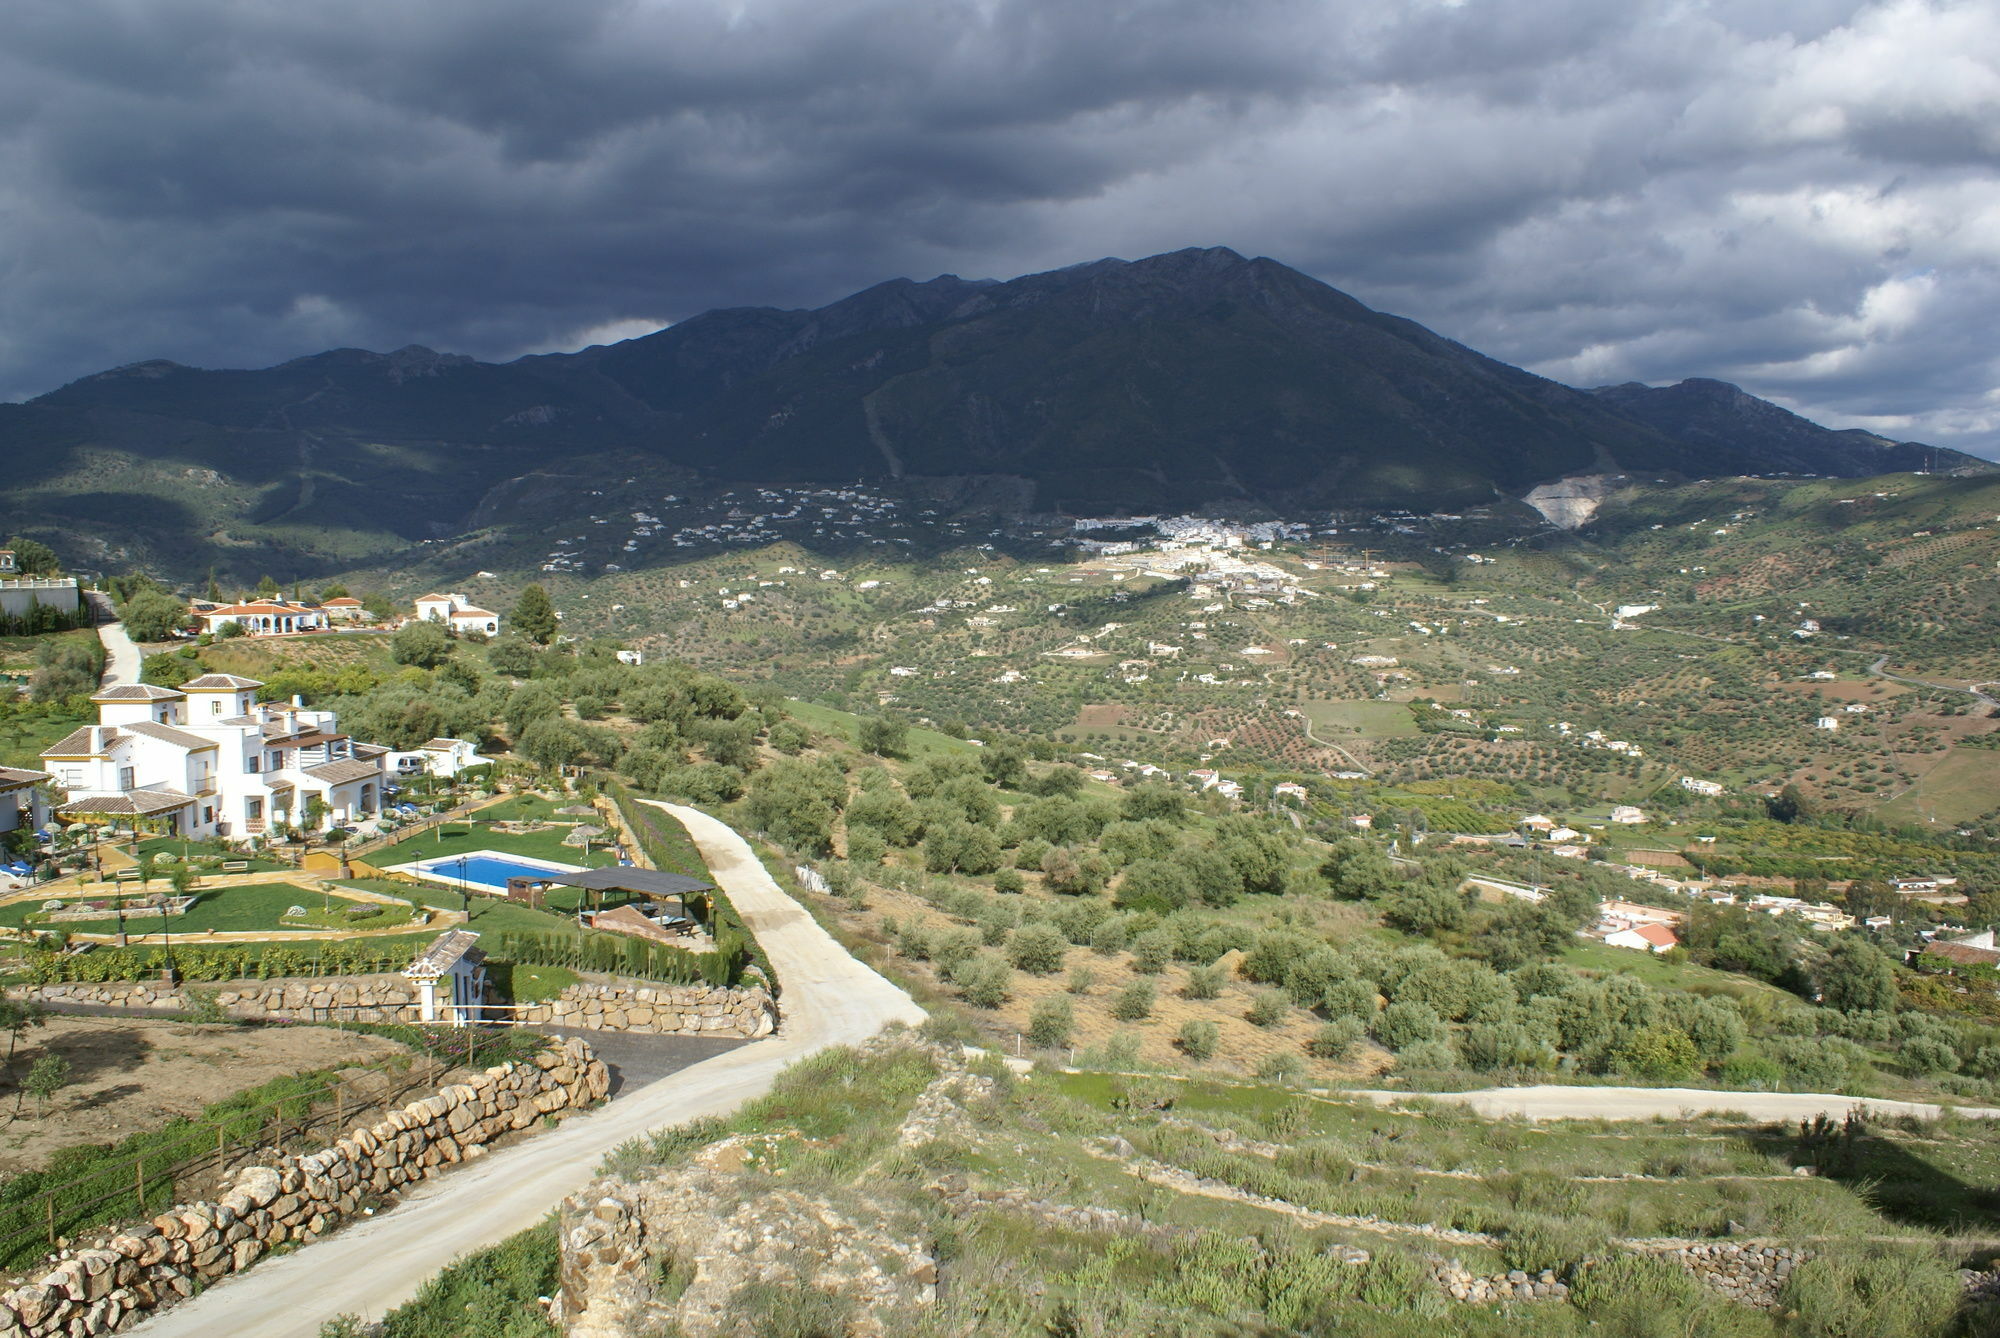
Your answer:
[4,249,1983,582]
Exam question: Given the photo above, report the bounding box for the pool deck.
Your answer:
[382,848,589,894]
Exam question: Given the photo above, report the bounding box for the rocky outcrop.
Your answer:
[0,1036,609,1337]
[16,973,422,1023]
[558,1151,935,1338]
[556,1034,953,1338]
[512,979,777,1038]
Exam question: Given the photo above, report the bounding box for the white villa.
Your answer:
[413,593,500,635]
[386,737,488,779]
[196,599,328,636]
[40,675,389,841]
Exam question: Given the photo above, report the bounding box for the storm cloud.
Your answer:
[3,0,1996,452]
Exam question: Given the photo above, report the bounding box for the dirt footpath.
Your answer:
[0,1015,406,1175]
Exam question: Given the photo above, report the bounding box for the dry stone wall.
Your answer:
[511,979,777,1038]
[0,1036,609,1338]
[15,974,422,1023]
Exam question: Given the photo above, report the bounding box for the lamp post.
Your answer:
[456,854,470,919]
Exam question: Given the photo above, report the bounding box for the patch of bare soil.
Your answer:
[0,1015,407,1176]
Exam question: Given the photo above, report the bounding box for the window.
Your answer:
[211,699,223,716]
[246,797,263,821]
[118,766,135,790]
[202,806,214,825]
[246,755,260,774]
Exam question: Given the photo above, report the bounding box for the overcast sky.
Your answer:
[3,0,1996,453]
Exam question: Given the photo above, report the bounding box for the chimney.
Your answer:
[292,695,306,708]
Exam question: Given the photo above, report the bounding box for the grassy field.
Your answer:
[786,699,977,758]
[1304,699,1421,738]
[1875,748,2000,826]
[0,705,90,770]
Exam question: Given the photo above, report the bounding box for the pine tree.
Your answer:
[512,584,558,644]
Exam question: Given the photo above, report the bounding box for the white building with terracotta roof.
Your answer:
[40,675,388,842]
[320,596,368,623]
[195,599,327,636]
[412,593,499,636]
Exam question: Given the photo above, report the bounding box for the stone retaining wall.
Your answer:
[15,974,422,1023]
[0,1035,609,1337]
[1624,1240,1807,1308]
[511,978,776,1038]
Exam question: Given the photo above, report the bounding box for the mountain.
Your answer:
[1587,378,1964,477]
[2,247,1980,579]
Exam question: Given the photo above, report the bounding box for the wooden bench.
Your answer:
[112,868,143,883]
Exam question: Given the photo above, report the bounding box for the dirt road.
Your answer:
[132,802,924,1338]
[88,595,142,688]
[1350,1084,2000,1123]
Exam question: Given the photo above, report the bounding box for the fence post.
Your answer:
[44,1195,54,1246]
[335,1083,344,1133]
[136,1161,145,1214]
[218,1124,226,1173]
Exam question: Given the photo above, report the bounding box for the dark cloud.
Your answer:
[1,0,1995,454]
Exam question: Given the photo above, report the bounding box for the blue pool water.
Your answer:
[417,855,578,889]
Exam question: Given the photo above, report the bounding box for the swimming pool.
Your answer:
[389,849,586,891]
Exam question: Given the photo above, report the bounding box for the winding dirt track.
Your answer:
[132,802,924,1337]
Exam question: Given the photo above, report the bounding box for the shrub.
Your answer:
[1611,1027,1701,1083]
[1065,965,1097,995]
[1374,1001,1445,1051]
[1177,1020,1219,1061]
[1181,964,1226,1000]
[1007,923,1069,976]
[1567,1253,1761,1337]
[1027,997,1075,1050]
[1718,1050,1783,1090]
[1088,916,1131,956]
[1110,980,1156,1022]
[1246,989,1290,1028]
[950,954,1012,1009]
[1901,1035,1960,1077]
[1394,1038,1460,1072]
[1781,1244,1961,1338]
[1498,1214,1611,1276]
[1129,930,1174,975]
[992,868,1024,895]
[1307,1016,1366,1060]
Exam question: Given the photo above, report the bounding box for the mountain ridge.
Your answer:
[2,246,1983,578]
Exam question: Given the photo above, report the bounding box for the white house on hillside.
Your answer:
[196,600,327,636]
[41,675,388,841]
[413,594,499,635]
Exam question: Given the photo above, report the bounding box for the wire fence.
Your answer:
[0,1024,533,1274]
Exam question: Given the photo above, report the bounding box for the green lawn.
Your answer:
[370,822,620,873]
[475,794,569,823]
[133,838,290,872]
[0,883,373,934]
